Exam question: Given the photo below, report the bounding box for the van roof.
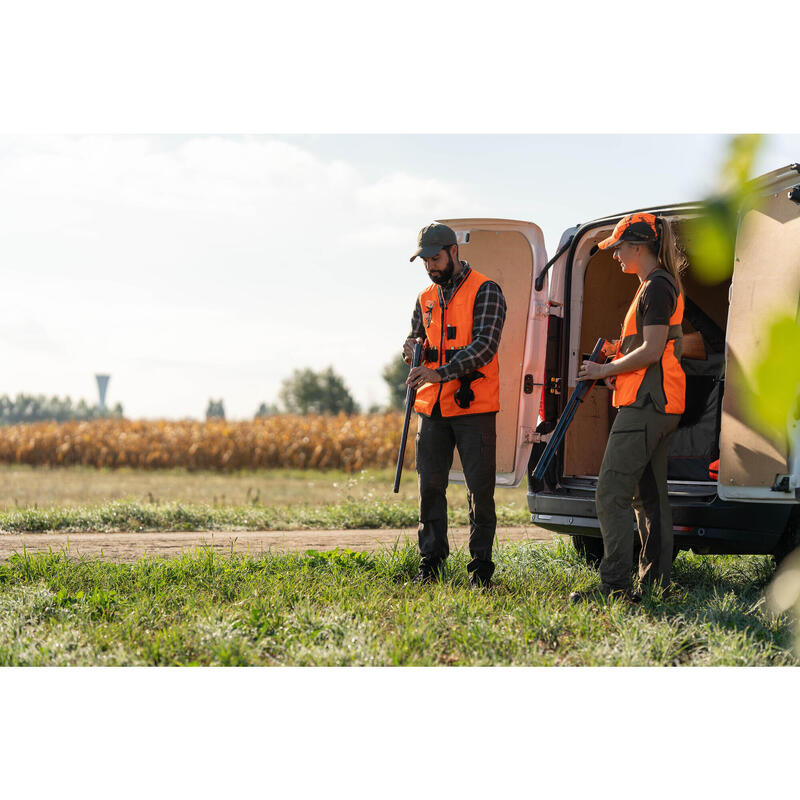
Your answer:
[585,163,799,229]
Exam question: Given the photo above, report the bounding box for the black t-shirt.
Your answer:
[639,275,677,326]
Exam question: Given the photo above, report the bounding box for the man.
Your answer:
[404,222,507,588]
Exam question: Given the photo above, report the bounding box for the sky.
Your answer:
[2,133,800,419]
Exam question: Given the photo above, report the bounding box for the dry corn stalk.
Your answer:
[0,414,416,472]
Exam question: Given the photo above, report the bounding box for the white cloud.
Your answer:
[356,172,464,220]
[0,135,469,417]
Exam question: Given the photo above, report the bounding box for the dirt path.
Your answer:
[0,526,557,562]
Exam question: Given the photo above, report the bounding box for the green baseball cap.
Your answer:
[409,222,457,262]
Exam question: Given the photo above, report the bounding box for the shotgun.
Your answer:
[532,337,609,482]
[393,341,423,493]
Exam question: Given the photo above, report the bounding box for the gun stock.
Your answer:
[393,342,423,493]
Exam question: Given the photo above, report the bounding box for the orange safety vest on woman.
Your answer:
[414,268,501,417]
[612,268,685,414]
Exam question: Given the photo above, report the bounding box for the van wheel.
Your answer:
[572,535,662,569]
[773,524,800,568]
[572,535,604,568]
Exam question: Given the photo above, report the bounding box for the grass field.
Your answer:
[0,540,794,666]
[0,465,531,531]
[0,499,533,533]
[0,464,421,508]
[2,463,796,667]
[0,464,529,510]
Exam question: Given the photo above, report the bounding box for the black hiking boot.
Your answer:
[412,561,446,585]
[468,571,492,589]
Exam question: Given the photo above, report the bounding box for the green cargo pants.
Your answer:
[595,402,680,591]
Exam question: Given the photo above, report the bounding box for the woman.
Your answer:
[570,212,687,604]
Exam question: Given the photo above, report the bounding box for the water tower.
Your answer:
[95,374,110,414]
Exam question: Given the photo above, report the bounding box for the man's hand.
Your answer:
[407,365,441,390]
[403,337,423,365]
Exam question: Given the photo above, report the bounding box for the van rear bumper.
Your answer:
[527,489,792,555]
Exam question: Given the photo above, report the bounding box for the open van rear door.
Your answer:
[718,165,800,502]
[437,218,549,487]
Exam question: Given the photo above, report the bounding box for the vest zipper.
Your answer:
[435,285,446,408]
[434,268,470,410]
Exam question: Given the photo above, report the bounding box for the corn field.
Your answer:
[0,414,413,472]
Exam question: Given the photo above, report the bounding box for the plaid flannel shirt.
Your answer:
[409,263,507,381]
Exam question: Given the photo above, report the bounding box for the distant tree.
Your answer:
[382,354,410,411]
[206,399,226,420]
[254,402,281,418]
[0,393,124,425]
[279,367,359,415]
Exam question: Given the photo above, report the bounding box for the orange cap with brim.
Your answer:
[598,212,659,250]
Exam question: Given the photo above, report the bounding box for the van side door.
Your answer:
[718,165,800,502]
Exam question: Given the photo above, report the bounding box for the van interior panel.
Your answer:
[719,192,800,489]
[577,247,636,357]
[563,385,613,476]
[451,228,533,475]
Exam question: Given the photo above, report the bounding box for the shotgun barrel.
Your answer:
[393,341,423,493]
[532,337,608,482]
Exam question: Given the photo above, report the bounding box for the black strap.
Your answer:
[454,371,485,409]
[424,347,465,364]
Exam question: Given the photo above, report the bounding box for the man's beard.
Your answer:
[429,252,456,285]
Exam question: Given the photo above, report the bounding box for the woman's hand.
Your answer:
[577,359,607,382]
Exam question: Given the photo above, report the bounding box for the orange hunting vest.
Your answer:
[414,268,501,417]
[612,269,685,415]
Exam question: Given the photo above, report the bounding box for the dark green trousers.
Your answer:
[415,410,497,582]
[595,403,680,590]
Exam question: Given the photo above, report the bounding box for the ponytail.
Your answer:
[654,216,687,295]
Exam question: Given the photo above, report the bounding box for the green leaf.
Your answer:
[719,134,763,194]
[685,206,736,284]
[685,134,765,285]
[746,314,800,433]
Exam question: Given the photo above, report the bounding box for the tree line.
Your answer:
[207,357,410,420]
[2,359,409,425]
[0,394,124,425]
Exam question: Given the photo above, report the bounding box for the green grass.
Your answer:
[0,464,528,511]
[0,498,531,532]
[0,464,423,510]
[0,540,794,666]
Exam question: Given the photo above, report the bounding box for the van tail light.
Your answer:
[539,387,546,423]
[709,459,719,481]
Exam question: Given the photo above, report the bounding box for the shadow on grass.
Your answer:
[631,553,793,654]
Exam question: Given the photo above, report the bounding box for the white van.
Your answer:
[438,163,800,565]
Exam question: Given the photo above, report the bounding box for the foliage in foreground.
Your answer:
[0,541,794,666]
[0,499,529,532]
